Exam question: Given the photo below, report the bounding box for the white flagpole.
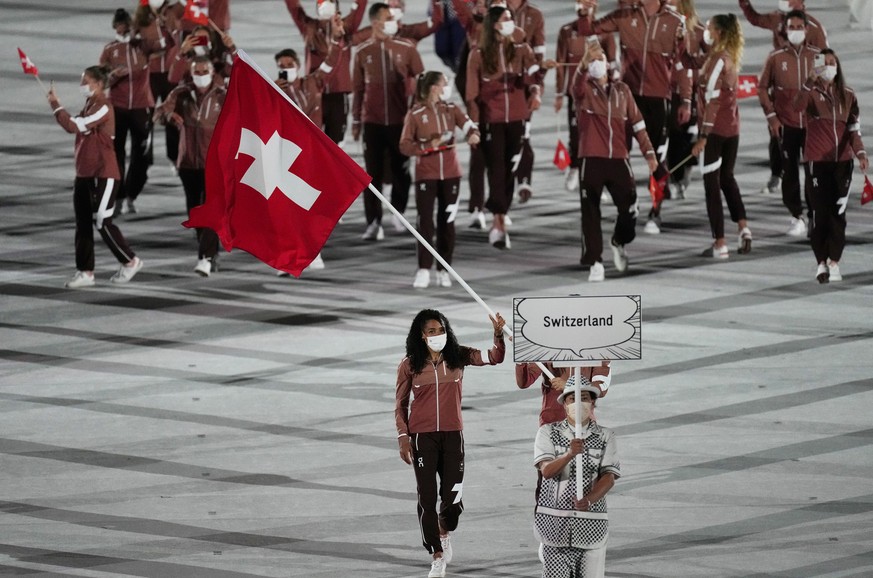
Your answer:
[367,182,555,380]
[573,365,583,500]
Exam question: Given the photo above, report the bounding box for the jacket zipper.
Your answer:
[433,361,440,431]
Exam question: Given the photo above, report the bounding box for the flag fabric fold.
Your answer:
[553,139,571,171]
[17,48,38,76]
[184,50,372,277]
[862,175,873,206]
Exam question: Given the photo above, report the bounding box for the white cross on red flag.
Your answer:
[184,50,371,277]
[17,48,38,76]
[736,74,758,99]
[183,0,210,25]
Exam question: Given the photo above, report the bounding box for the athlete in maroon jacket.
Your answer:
[47,66,143,289]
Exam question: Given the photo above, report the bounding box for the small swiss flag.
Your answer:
[17,48,38,76]
[737,74,758,99]
[184,0,209,25]
[862,176,873,206]
[553,139,571,171]
[649,172,668,208]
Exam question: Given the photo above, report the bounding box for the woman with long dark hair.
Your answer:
[395,308,505,577]
[691,14,752,259]
[400,71,480,289]
[793,48,868,283]
[465,6,544,249]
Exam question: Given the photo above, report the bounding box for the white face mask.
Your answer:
[786,29,805,46]
[80,84,95,98]
[383,19,399,35]
[149,0,164,9]
[440,84,453,101]
[778,0,791,12]
[425,333,447,352]
[575,3,588,15]
[317,0,337,19]
[193,44,211,56]
[566,401,592,422]
[192,73,212,88]
[821,65,837,82]
[703,28,714,46]
[588,58,607,79]
[115,33,130,43]
[281,67,299,82]
[498,20,515,37]
[389,8,404,21]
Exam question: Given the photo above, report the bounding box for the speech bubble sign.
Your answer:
[513,296,641,361]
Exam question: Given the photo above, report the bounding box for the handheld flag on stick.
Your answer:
[184,50,372,277]
[737,74,758,99]
[862,176,873,206]
[17,47,47,93]
[183,0,209,25]
[553,139,571,171]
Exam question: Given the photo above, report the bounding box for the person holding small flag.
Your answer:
[168,25,237,85]
[792,48,868,283]
[399,71,480,289]
[571,40,657,282]
[533,374,620,578]
[395,309,506,578]
[154,56,225,277]
[691,14,753,260]
[47,66,144,288]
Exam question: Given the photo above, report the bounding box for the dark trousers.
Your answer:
[579,158,638,265]
[633,95,669,216]
[114,107,152,201]
[769,134,782,178]
[362,123,411,225]
[467,145,486,212]
[567,96,581,169]
[73,177,135,271]
[516,119,534,188]
[666,92,697,181]
[322,92,348,145]
[780,126,809,219]
[415,178,460,269]
[150,71,179,163]
[807,160,853,264]
[178,168,219,259]
[482,120,524,215]
[412,431,465,555]
[702,134,746,239]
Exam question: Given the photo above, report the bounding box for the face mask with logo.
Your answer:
[821,65,837,82]
[426,333,447,352]
[80,84,95,98]
[498,20,515,37]
[192,73,212,89]
[317,0,337,19]
[566,401,592,422]
[778,0,791,12]
[440,84,453,101]
[786,29,805,46]
[587,58,608,79]
[383,19,399,35]
[389,7,404,21]
[703,28,714,46]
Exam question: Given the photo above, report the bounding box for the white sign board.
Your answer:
[513,295,641,362]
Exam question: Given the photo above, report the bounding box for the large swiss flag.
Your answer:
[185,50,371,277]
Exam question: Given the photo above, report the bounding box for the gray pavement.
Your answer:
[1,1,872,576]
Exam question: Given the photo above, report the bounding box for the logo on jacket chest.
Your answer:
[782,61,788,71]
[422,113,428,123]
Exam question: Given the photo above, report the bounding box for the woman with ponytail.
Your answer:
[400,72,480,289]
[465,6,546,249]
[793,49,868,283]
[691,14,753,259]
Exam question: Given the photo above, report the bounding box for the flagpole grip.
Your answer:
[366,183,555,381]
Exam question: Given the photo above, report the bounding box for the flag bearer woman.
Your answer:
[395,309,505,578]
[47,65,144,288]
[400,71,480,289]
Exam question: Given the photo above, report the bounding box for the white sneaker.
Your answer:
[489,228,507,249]
[705,244,729,259]
[194,258,211,277]
[362,222,384,241]
[786,217,807,237]
[469,209,486,230]
[305,253,325,271]
[428,557,446,578]
[126,199,137,214]
[503,214,513,227]
[816,262,829,284]
[761,175,781,195]
[588,261,605,282]
[436,271,452,288]
[828,260,842,281]
[110,257,143,284]
[600,190,611,204]
[119,200,130,215]
[440,534,453,564]
[392,213,406,233]
[65,270,95,289]
[738,227,752,254]
[413,269,431,288]
[564,167,579,191]
[611,239,628,272]
[644,219,661,234]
